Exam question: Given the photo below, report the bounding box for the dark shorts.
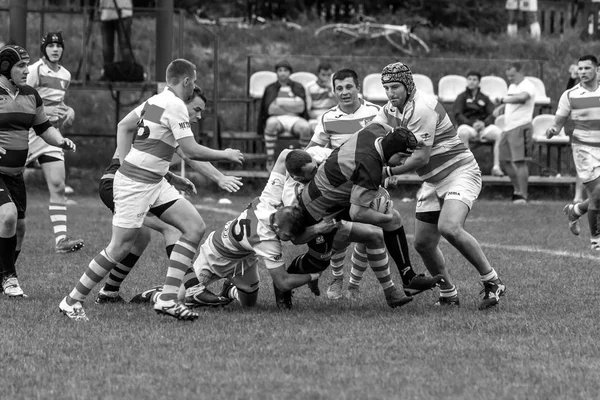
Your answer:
[99,178,115,213]
[0,172,27,219]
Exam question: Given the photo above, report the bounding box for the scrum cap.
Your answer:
[0,45,30,77]
[381,61,415,95]
[41,31,64,60]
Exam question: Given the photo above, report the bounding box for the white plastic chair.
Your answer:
[362,73,387,102]
[480,76,508,103]
[413,73,436,97]
[249,71,277,98]
[290,71,318,87]
[526,76,551,106]
[532,114,568,144]
[438,75,467,103]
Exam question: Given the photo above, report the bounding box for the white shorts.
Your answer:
[275,115,303,133]
[416,159,482,213]
[572,143,600,184]
[505,0,537,11]
[112,171,182,228]
[26,129,64,164]
[193,233,260,289]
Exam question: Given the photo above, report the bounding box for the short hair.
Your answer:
[507,62,523,72]
[190,85,207,103]
[166,59,196,85]
[579,54,598,66]
[331,68,359,88]
[275,206,305,236]
[317,62,333,73]
[285,149,313,175]
[466,70,481,80]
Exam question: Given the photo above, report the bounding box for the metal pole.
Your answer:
[155,0,173,82]
[213,33,220,150]
[9,0,27,46]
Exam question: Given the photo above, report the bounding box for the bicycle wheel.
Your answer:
[384,31,430,56]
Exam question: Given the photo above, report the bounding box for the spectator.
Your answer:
[506,0,541,40]
[493,62,536,203]
[305,62,336,130]
[257,60,310,171]
[99,0,133,77]
[453,71,504,177]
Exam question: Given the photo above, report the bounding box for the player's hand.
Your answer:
[223,148,244,165]
[473,120,485,132]
[492,104,504,117]
[569,64,578,79]
[0,146,5,160]
[546,126,558,139]
[59,138,76,152]
[314,217,339,234]
[170,174,197,195]
[61,106,75,128]
[384,175,401,190]
[385,199,395,216]
[218,175,243,193]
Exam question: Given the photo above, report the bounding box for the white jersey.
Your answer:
[311,99,380,149]
[372,89,474,183]
[26,59,70,109]
[556,83,600,146]
[504,78,536,130]
[119,87,193,183]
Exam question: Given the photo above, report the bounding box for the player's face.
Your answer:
[186,96,206,122]
[578,60,598,84]
[276,67,291,82]
[10,60,29,86]
[466,75,480,90]
[387,152,408,166]
[272,220,295,241]
[383,82,408,108]
[318,68,332,87]
[46,43,63,63]
[290,161,317,184]
[334,77,359,107]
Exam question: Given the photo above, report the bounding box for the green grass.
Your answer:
[2,191,600,399]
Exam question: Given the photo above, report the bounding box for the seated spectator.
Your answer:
[453,71,504,177]
[257,60,311,171]
[306,62,336,130]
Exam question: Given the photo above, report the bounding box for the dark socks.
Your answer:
[383,226,417,285]
[0,235,17,279]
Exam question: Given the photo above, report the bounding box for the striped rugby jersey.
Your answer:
[27,59,70,109]
[556,83,600,146]
[311,99,380,149]
[208,197,285,270]
[306,80,336,115]
[372,89,473,183]
[118,87,194,183]
[301,123,388,221]
[0,83,51,175]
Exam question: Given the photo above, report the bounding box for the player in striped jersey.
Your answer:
[374,61,505,309]
[0,45,76,297]
[547,55,600,250]
[26,31,84,253]
[59,59,244,321]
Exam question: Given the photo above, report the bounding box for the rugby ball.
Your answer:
[370,187,391,214]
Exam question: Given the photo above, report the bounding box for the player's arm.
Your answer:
[268,265,320,292]
[39,125,76,151]
[546,91,571,138]
[176,137,244,164]
[175,147,243,193]
[291,217,339,245]
[116,108,139,163]
[389,146,431,175]
[500,90,531,104]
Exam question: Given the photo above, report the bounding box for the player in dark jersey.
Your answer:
[0,45,76,297]
[281,123,443,306]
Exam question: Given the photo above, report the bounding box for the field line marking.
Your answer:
[195,204,598,261]
[406,234,598,261]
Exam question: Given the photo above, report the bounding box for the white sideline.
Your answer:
[195,204,598,261]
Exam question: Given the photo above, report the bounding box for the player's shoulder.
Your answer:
[18,84,39,97]
[362,99,381,111]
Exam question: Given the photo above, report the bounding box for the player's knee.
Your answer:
[413,235,433,254]
[438,221,462,241]
[0,205,18,234]
[181,218,205,244]
[134,227,152,250]
[47,176,65,195]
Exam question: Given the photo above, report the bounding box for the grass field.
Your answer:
[2,191,600,400]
